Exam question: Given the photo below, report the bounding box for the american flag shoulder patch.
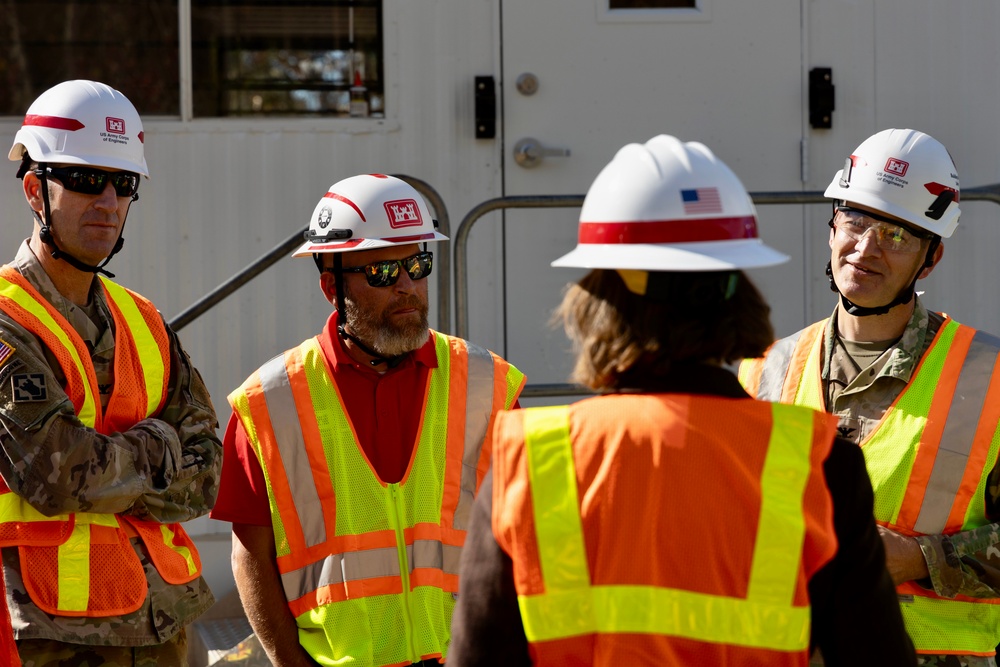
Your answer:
[0,338,14,368]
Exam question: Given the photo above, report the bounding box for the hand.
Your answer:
[878,525,929,585]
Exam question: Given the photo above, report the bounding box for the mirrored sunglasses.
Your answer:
[833,206,930,254]
[45,166,140,198]
[338,251,434,287]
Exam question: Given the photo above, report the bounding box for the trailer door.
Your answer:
[496,0,808,398]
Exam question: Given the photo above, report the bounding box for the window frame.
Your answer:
[596,0,710,24]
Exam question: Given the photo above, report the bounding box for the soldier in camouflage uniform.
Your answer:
[1,81,221,666]
[740,129,1000,666]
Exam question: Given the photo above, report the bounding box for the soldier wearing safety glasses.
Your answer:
[741,129,1000,666]
[0,80,222,665]
[211,174,525,667]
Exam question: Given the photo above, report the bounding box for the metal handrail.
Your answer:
[962,182,1000,202]
[454,194,584,342]
[454,185,1000,399]
[169,174,451,332]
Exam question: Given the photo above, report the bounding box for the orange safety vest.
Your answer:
[739,317,1000,655]
[492,395,838,666]
[229,331,525,667]
[0,570,18,666]
[0,266,202,619]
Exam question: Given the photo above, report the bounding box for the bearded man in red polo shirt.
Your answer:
[211,174,524,667]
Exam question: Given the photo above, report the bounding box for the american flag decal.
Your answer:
[0,338,14,368]
[681,187,723,214]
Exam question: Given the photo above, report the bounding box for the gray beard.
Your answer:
[343,292,430,357]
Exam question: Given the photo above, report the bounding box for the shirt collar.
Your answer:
[822,297,930,385]
[12,240,114,354]
[15,240,65,306]
[616,363,751,398]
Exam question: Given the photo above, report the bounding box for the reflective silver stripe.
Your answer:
[913,330,1000,534]
[406,540,463,575]
[443,543,462,575]
[757,332,801,402]
[280,547,401,600]
[258,354,327,549]
[453,341,496,530]
[281,540,461,600]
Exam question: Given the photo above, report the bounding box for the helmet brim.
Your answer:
[292,230,448,258]
[551,239,790,271]
[8,140,150,178]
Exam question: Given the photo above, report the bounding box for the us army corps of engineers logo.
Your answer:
[383,199,423,228]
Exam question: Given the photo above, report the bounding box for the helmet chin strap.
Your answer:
[825,236,941,317]
[336,325,405,369]
[34,163,130,279]
[330,253,405,369]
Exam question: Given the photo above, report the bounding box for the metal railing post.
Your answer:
[454,195,584,341]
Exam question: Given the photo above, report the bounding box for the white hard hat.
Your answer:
[824,128,960,238]
[552,135,788,272]
[293,174,448,257]
[8,80,148,177]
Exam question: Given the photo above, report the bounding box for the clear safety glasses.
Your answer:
[832,206,931,254]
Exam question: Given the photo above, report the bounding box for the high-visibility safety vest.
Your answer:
[0,571,18,667]
[739,317,1000,656]
[492,395,839,666]
[229,331,525,667]
[0,266,202,618]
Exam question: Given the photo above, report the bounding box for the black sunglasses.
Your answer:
[331,251,434,287]
[44,166,140,198]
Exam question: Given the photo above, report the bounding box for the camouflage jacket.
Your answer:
[821,298,1000,605]
[0,241,222,646]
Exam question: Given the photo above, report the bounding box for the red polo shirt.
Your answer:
[211,311,440,526]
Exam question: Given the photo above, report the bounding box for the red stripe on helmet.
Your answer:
[138,131,144,144]
[23,115,85,131]
[924,181,960,203]
[323,192,366,222]
[578,216,758,244]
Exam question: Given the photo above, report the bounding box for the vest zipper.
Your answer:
[388,483,419,662]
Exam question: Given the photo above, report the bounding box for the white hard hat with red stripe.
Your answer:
[823,128,960,238]
[552,135,787,271]
[293,174,447,257]
[8,79,148,176]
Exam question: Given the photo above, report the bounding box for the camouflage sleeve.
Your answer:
[912,450,1000,599]
[915,526,1000,599]
[0,317,219,522]
[916,523,1000,598]
[126,323,222,524]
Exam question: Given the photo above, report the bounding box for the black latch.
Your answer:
[474,76,496,139]
[809,67,835,129]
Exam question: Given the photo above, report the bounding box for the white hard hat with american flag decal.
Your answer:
[552,134,787,272]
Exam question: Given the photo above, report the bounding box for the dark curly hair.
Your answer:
[555,269,775,391]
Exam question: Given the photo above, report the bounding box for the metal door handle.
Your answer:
[514,137,571,168]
